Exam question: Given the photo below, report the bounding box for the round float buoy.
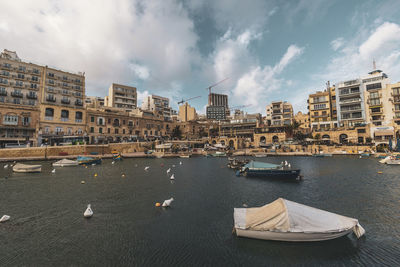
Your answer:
[94,173,98,177]
[378,171,383,174]
[122,173,126,178]
[155,202,161,207]
[81,181,85,184]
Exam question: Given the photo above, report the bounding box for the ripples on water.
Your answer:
[0,156,400,266]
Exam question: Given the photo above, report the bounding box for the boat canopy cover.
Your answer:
[234,198,365,238]
[13,163,41,169]
[243,160,281,170]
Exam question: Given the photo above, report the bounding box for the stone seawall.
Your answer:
[0,142,148,161]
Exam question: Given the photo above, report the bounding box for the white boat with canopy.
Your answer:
[233,198,365,242]
[52,159,79,167]
[12,163,42,173]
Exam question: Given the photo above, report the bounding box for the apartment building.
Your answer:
[178,102,197,122]
[39,65,86,145]
[85,96,104,108]
[308,85,337,130]
[206,93,229,120]
[265,101,294,126]
[141,94,174,121]
[293,111,310,133]
[104,83,137,111]
[390,82,400,128]
[0,50,42,146]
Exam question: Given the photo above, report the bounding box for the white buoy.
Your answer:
[111,161,115,165]
[179,161,182,165]
[92,163,96,166]
[281,161,284,165]
[285,160,288,166]
[288,163,291,168]
[172,165,176,167]
[144,166,150,171]
[51,169,56,173]
[162,197,174,207]
[4,164,8,169]
[166,168,171,174]
[0,215,10,223]
[84,204,93,218]
[170,174,175,180]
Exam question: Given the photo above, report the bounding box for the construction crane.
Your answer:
[205,77,229,95]
[177,95,201,105]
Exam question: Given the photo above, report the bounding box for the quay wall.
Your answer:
[0,142,148,161]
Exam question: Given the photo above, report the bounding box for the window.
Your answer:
[75,112,83,122]
[90,127,94,133]
[123,129,125,134]
[108,128,111,134]
[313,104,326,110]
[33,69,39,74]
[370,98,380,106]
[56,127,63,133]
[99,128,103,134]
[22,117,31,126]
[45,108,54,117]
[28,100,35,106]
[115,129,119,134]
[3,115,18,125]
[15,81,23,87]
[0,78,8,84]
[13,98,20,104]
[48,79,54,84]
[366,83,382,90]
[370,92,379,98]
[17,73,24,79]
[393,87,400,95]
[98,117,104,125]
[19,66,26,72]
[31,76,38,81]
[108,118,111,124]
[77,128,83,134]
[44,127,50,133]
[123,120,126,125]
[67,128,72,135]
[61,110,69,121]
[31,83,37,89]
[48,72,54,77]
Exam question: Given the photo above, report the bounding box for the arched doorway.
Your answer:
[339,134,348,144]
[260,136,266,144]
[212,140,217,144]
[272,135,279,143]
[229,140,234,148]
[220,140,225,146]
[322,134,330,140]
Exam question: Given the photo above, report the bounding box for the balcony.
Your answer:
[26,94,37,99]
[0,91,7,96]
[75,119,83,123]
[46,97,56,102]
[11,91,23,98]
[44,116,53,121]
[61,99,71,104]
[75,100,83,106]
[60,118,69,122]
[113,123,120,127]
[339,98,361,104]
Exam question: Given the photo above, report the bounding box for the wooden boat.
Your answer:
[112,154,123,161]
[77,156,102,165]
[233,198,365,242]
[52,159,79,167]
[12,163,42,173]
[179,154,190,158]
[240,160,300,179]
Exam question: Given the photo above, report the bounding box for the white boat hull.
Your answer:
[52,160,79,167]
[386,159,400,165]
[12,164,42,173]
[235,228,353,242]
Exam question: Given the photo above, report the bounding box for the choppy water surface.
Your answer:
[0,156,400,266]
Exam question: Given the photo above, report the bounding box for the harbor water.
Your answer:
[0,156,400,266]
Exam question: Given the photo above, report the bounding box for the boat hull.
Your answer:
[13,165,42,173]
[235,228,353,242]
[77,156,102,165]
[243,168,301,178]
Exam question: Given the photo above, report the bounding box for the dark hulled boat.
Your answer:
[240,160,301,179]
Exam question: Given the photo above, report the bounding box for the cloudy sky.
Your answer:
[1,0,400,114]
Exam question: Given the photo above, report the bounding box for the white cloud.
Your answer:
[136,90,149,108]
[359,22,400,59]
[0,0,200,97]
[330,37,345,51]
[273,45,304,73]
[233,45,304,113]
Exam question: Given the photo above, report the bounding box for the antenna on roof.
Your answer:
[373,59,376,71]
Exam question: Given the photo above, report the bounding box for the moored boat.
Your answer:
[240,160,300,179]
[254,152,268,158]
[233,198,365,242]
[179,154,191,158]
[52,159,79,167]
[77,156,102,165]
[211,151,226,157]
[227,158,250,169]
[12,163,42,173]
